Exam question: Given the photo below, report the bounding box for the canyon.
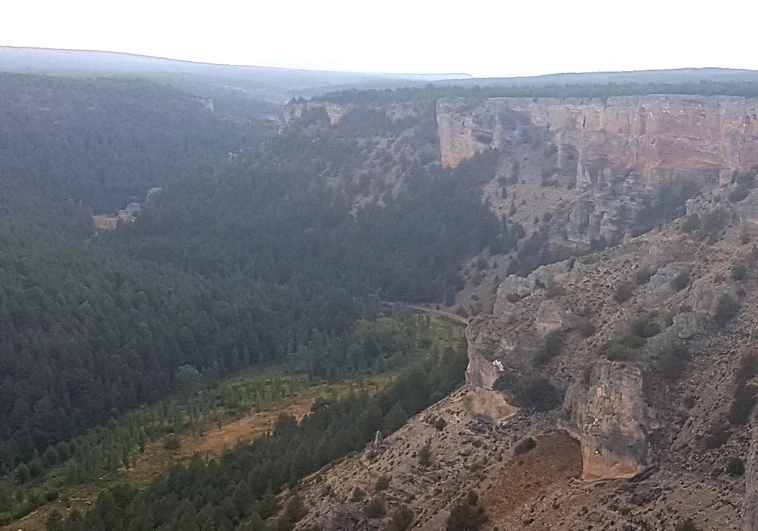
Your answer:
[282,93,758,530]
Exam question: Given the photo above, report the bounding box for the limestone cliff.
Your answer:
[437,95,758,187]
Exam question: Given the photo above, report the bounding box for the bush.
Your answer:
[44,489,59,502]
[681,214,701,233]
[601,343,636,362]
[675,519,699,531]
[446,491,488,531]
[635,267,654,285]
[15,464,29,484]
[364,496,386,519]
[579,320,597,338]
[162,435,181,450]
[613,281,634,303]
[544,282,565,299]
[630,315,661,338]
[702,423,731,449]
[729,186,750,202]
[700,209,729,242]
[434,418,447,431]
[600,335,645,361]
[731,263,747,281]
[513,437,537,455]
[522,378,562,411]
[728,384,757,425]
[534,331,564,366]
[727,457,746,476]
[713,294,739,326]
[28,459,44,478]
[374,475,391,491]
[657,342,690,381]
[390,505,414,531]
[671,271,691,291]
[418,442,432,467]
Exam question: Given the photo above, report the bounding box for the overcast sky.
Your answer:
[3,0,757,77]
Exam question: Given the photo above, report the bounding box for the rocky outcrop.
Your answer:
[563,360,651,481]
[283,101,348,126]
[437,95,758,187]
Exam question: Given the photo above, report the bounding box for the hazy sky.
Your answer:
[4,0,757,77]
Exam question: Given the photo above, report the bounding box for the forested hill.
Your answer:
[0,73,272,229]
[0,219,371,469]
[0,72,513,478]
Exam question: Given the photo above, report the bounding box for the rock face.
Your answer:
[563,360,651,481]
[437,95,758,186]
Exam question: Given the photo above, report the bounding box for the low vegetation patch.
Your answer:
[534,331,565,366]
[446,491,488,531]
[600,334,646,361]
[579,320,597,338]
[671,270,691,291]
[614,281,634,303]
[364,496,387,519]
[731,263,747,281]
[702,422,731,449]
[727,457,745,476]
[714,294,740,327]
[729,354,758,426]
[657,341,690,381]
[635,267,655,285]
[675,519,699,531]
[513,437,537,455]
[630,314,662,339]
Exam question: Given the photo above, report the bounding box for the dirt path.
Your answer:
[388,302,469,326]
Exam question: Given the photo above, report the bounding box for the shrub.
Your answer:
[534,331,565,366]
[601,343,636,362]
[635,267,654,285]
[434,418,447,431]
[544,282,565,299]
[657,342,690,381]
[590,236,609,251]
[731,263,747,281]
[162,435,181,450]
[680,214,701,233]
[350,487,366,502]
[418,442,432,467]
[671,271,691,291]
[713,294,740,326]
[579,320,597,338]
[364,496,386,519]
[728,384,757,425]
[522,378,562,411]
[44,489,59,502]
[729,186,750,202]
[446,491,488,531]
[702,422,731,449]
[505,292,521,303]
[727,457,746,476]
[613,281,634,303]
[28,459,43,478]
[513,437,537,455]
[700,209,729,242]
[15,464,29,484]
[675,519,699,531]
[736,170,758,188]
[630,315,661,338]
[374,475,391,491]
[391,506,414,531]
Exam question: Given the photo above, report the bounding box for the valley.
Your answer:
[2,54,758,530]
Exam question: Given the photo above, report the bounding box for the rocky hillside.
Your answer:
[277,91,758,530]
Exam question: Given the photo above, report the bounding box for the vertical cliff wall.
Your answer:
[437,95,758,186]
